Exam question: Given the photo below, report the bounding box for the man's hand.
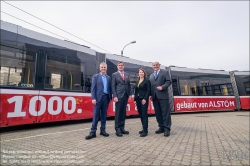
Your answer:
[92,99,97,105]
[157,86,163,91]
[114,97,118,102]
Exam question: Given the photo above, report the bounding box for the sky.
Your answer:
[1,1,249,71]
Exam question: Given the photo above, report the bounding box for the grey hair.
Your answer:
[100,62,107,67]
[152,62,160,65]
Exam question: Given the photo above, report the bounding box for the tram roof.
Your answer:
[169,66,231,75]
[232,71,250,76]
[106,53,166,69]
[1,20,96,55]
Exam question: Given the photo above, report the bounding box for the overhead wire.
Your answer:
[1,11,71,42]
[2,0,113,54]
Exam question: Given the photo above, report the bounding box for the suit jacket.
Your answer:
[112,71,131,98]
[91,73,112,103]
[134,79,151,101]
[149,69,172,100]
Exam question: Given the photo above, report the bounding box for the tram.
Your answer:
[0,20,249,127]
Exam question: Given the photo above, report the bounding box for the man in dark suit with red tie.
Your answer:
[112,61,131,137]
[85,62,112,140]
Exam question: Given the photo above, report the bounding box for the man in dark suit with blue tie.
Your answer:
[112,61,131,137]
[85,62,112,140]
[149,62,172,137]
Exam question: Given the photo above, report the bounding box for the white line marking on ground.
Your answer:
[1,120,151,142]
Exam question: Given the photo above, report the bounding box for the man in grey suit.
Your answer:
[112,61,131,137]
[149,62,172,137]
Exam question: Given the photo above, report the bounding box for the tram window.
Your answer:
[85,76,92,93]
[179,79,197,95]
[0,48,36,88]
[172,78,180,96]
[244,82,250,95]
[51,73,61,89]
[221,85,228,95]
[226,84,234,95]
[211,79,233,96]
[45,54,84,91]
[197,80,211,95]
[213,85,221,95]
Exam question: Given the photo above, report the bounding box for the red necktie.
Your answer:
[121,72,124,80]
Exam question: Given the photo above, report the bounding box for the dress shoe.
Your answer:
[155,128,164,134]
[140,132,147,137]
[85,132,96,140]
[116,129,123,137]
[139,129,148,134]
[100,130,109,137]
[164,130,170,137]
[120,128,129,134]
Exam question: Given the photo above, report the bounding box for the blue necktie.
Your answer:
[154,71,158,79]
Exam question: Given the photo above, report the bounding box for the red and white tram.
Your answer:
[0,20,249,127]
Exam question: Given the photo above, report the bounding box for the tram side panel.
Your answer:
[35,91,94,123]
[169,67,237,112]
[1,89,150,127]
[173,96,236,112]
[0,89,94,127]
[0,89,39,127]
[240,96,250,110]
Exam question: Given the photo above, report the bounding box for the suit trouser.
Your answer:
[136,99,149,133]
[90,95,109,133]
[114,94,129,130]
[152,96,171,132]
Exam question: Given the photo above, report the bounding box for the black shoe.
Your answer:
[164,130,170,137]
[116,129,123,137]
[85,132,96,140]
[140,132,147,137]
[139,129,148,134]
[100,130,109,137]
[155,128,164,134]
[120,128,129,134]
